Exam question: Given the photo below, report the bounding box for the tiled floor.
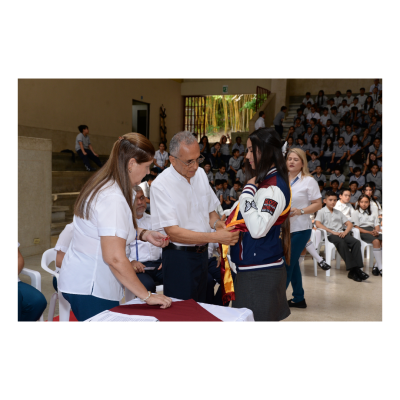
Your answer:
[20,254,382,322]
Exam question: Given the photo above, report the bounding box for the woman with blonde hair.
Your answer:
[285,148,323,309]
[58,133,172,321]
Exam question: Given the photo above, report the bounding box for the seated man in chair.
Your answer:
[128,186,163,293]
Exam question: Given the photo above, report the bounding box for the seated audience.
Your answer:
[347,134,363,176]
[128,187,164,293]
[18,243,47,321]
[328,180,340,199]
[308,152,320,174]
[229,181,241,203]
[349,167,365,190]
[215,165,229,183]
[357,87,367,107]
[203,162,214,185]
[220,135,231,167]
[333,91,343,107]
[236,163,246,186]
[232,136,245,156]
[153,142,169,173]
[75,124,102,171]
[349,181,362,207]
[315,192,368,282]
[210,142,224,169]
[330,137,348,169]
[313,166,326,187]
[302,92,314,107]
[366,164,382,191]
[368,138,382,159]
[228,149,243,183]
[321,137,334,172]
[330,167,345,190]
[352,195,383,276]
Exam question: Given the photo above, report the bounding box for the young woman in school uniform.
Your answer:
[58,133,172,321]
[229,128,292,321]
[359,183,382,219]
[153,142,169,173]
[353,194,383,276]
[17,242,47,322]
[285,148,323,308]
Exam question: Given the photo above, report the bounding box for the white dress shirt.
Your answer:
[289,173,322,233]
[154,150,169,168]
[139,181,150,198]
[129,213,162,264]
[334,201,353,222]
[58,181,137,301]
[306,112,320,122]
[302,97,314,105]
[357,94,368,106]
[255,117,265,130]
[150,165,220,246]
[334,96,343,107]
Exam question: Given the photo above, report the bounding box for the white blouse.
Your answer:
[154,150,169,168]
[352,209,380,228]
[58,181,137,301]
[289,173,322,233]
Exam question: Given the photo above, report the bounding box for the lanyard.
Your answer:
[290,176,300,187]
[135,231,139,261]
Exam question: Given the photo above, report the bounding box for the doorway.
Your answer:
[132,100,150,138]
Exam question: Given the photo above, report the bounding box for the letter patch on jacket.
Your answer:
[244,200,258,212]
[261,198,278,215]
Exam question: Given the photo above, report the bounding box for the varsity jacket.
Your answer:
[230,167,291,272]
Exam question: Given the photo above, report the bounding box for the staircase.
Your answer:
[51,152,109,238]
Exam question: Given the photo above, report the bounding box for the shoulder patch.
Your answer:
[261,198,278,215]
[244,200,258,212]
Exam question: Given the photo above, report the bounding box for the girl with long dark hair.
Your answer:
[229,128,292,321]
[199,135,211,163]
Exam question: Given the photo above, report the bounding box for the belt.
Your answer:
[165,243,208,253]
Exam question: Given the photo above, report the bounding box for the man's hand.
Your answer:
[215,226,240,246]
[331,231,340,236]
[158,263,162,270]
[131,260,146,273]
[83,151,87,156]
[93,152,99,157]
[143,230,170,248]
[338,231,347,238]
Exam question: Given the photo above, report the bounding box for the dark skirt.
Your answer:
[360,226,382,243]
[232,266,291,321]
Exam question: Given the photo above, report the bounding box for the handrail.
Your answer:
[255,86,271,112]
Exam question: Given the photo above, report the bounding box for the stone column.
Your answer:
[18,136,52,257]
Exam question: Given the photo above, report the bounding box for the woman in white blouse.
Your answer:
[285,149,323,309]
[58,133,172,321]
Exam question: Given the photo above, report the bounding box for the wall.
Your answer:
[181,79,272,96]
[18,79,184,154]
[287,79,378,96]
[18,136,52,257]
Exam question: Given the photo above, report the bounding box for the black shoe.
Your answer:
[318,258,331,271]
[356,268,369,281]
[372,267,380,276]
[288,299,307,308]
[348,269,362,282]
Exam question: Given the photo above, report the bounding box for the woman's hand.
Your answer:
[247,177,259,187]
[290,208,302,217]
[131,260,145,273]
[143,230,170,248]
[145,293,172,309]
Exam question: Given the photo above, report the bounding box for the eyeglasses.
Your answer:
[172,155,205,167]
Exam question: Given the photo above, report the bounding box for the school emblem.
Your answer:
[262,198,278,215]
[244,200,258,212]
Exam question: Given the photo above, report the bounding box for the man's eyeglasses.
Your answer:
[171,155,205,167]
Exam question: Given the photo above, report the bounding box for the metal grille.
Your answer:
[183,96,206,138]
[255,86,271,112]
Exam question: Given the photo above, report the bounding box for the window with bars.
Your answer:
[183,96,206,138]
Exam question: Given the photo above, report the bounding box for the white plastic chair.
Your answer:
[352,228,375,268]
[315,229,341,277]
[309,230,318,277]
[40,248,71,321]
[20,268,44,321]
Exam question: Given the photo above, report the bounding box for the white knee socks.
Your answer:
[306,240,323,263]
[373,248,382,271]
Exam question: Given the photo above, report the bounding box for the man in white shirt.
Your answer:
[369,79,382,95]
[255,111,266,130]
[302,92,314,106]
[150,131,240,302]
[129,187,163,293]
[333,91,343,107]
[357,88,367,106]
[306,106,320,125]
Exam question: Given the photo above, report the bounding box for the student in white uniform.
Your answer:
[315,90,328,108]
[333,91,343,107]
[369,79,382,94]
[58,133,172,321]
[349,181,362,207]
[302,92,314,106]
[315,192,368,282]
[128,187,163,293]
[360,183,382,219]
[285,148,324,309]
[18,243,47,321]
[255,111,266,130]
[357,88,368,107]
[334,189,354,220]
[352,194,383,276]
[153,142,169,173]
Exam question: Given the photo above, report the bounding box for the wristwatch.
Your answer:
[300,209,305,215]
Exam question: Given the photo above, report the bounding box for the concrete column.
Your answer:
[18,136,52,257]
